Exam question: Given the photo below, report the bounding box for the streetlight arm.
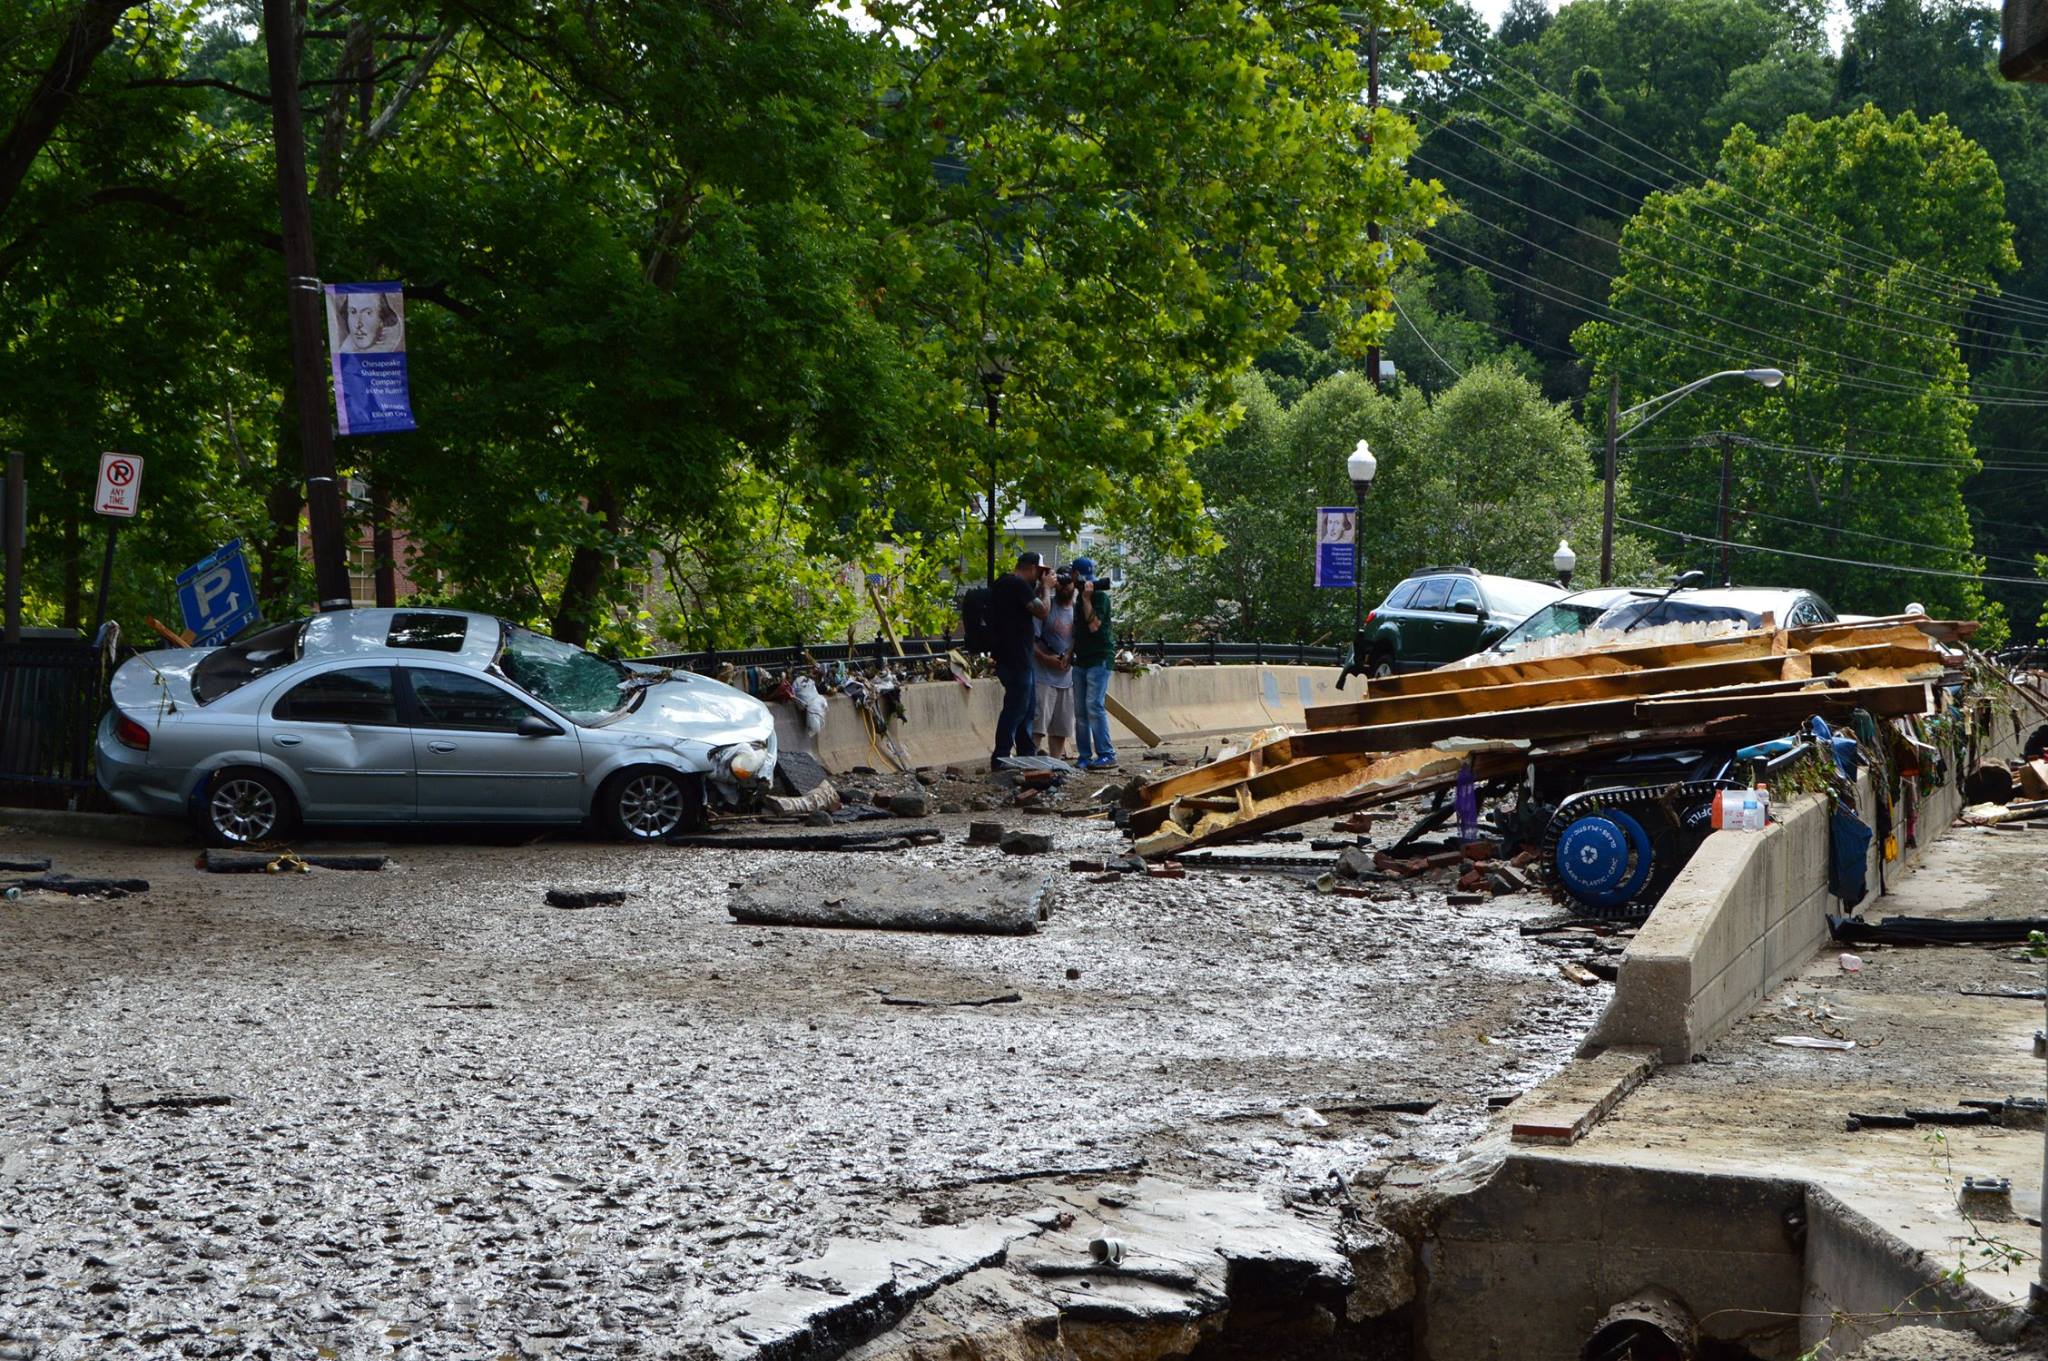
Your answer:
[1614,369,1783,443]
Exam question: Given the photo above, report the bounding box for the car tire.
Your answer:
[198,768,298,848]
[602,766,703,842]
[1369,650,1396,680]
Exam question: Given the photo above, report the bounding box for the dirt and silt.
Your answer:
[0,760,1613,1360]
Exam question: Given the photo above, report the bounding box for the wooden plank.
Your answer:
[1305,654,1795,731]
[1293,677,1834,756]
[1804,642,1945,672]
[1632,681,1931,725]
[1105,692,1163,747]
[1353,632,1778,700]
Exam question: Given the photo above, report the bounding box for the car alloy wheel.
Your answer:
[210,776,279,844]
[616,770,686,840]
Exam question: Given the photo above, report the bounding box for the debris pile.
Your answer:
[1123,616,1985,919]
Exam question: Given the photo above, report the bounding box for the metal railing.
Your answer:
[0,638,112,809]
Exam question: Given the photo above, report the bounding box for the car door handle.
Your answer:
[272,734,302,747]
[427,740,457,753]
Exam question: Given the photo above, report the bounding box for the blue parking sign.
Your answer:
[176,539,260,646]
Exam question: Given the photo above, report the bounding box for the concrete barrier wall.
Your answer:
[1590,703,2021,1064]
[1414,1158,1807,1361]
[774,665,1348,773]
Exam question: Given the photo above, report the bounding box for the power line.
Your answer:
[1622,434,2048,474]
[1619,516,2048,587]
[1465,54,2048,326]
[1630,485,2042,569]
[1419,180,2048,396]
[1390,294,1463,379]
[1418,233,2048,407]
[1409,136,2048,401]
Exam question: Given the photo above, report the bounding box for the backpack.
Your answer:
[960,585,995,655]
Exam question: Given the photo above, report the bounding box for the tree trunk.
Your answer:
[0,0,131,226]
[261,408,303,610]
[550,487,620,645]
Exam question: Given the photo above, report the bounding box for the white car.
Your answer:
[97,609,777,846]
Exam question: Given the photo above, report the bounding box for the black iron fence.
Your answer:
[0,638,111,810]
[638,637,1345,672]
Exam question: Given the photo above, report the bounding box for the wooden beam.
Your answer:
[1306,654,1796,731]
[1632,682,1931,726]
[1294,677,1834,756]
[1352,632,1778,700]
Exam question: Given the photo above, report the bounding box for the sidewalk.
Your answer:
[1541,819,2048,1354]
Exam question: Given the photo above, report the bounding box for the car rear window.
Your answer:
[1409,578,1453,611]
[1381,580,1423,611]
[192,619,307,705]
[1481,576,1564,619]
[386,612,469,652]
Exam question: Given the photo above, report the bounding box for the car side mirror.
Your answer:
[1451,600,1482,617]
[517,715,561,737]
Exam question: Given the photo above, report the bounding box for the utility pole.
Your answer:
[1599,373,1618,586]
[263,0,354,614]
[3,450,22,643]
[1717,434,1734,586]
[1365,25,1382,395]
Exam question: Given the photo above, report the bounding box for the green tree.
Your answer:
[864,0,1452,579]
[1575,106,2014,628]
[1115,361,1645,640]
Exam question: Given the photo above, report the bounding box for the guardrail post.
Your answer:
[1254,639,1264,664]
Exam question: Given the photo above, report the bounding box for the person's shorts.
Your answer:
[1033,682,1076,738]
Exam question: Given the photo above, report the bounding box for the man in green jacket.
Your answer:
[1069,557,1116,769]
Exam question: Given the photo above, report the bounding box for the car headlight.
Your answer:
[713,741,774,784]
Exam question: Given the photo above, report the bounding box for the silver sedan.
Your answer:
[96,609,777,846]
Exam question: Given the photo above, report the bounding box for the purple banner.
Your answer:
[325,282,417,436]
[1314,506,1356,588]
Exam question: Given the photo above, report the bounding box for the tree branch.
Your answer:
[123,76,272,104]
[0,0,133,222]
[362,26,456,147]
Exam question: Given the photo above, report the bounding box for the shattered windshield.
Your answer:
[496,623,630,725]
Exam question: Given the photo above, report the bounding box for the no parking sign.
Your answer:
[94,453,142,517]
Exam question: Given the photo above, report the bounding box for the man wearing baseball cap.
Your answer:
[989,551,1050,769]
[1068,557,1116,769]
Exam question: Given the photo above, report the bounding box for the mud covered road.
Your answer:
[1,807,1608,1359]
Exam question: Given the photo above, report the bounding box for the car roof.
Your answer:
[1626,587,1818,608]
[299,608,502,668]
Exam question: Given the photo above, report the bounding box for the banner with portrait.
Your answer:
[1314,506,1356,588]
[325,282,418,435]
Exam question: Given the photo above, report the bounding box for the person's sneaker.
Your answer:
[1092,756,1119,770]
[989,755,1005,773]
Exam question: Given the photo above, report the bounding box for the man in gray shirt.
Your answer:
[1032,569,1079,760]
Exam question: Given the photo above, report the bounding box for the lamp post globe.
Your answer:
[1347,439,1377,499]
[1554,538,1576,590]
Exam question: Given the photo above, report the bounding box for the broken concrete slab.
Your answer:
[544,887,627,909]
[998,830,1052,856]
[728,863,1052,935]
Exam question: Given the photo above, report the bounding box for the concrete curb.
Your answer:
[0,806,192,847]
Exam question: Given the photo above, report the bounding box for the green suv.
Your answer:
[1347,567,1565,678]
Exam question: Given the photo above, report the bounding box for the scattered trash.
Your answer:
[1838,953,1863,973]
[4,875,148,898]
[967,821,1005,845]
[1770,1035,1855,1050]
[1958,986,2047,999]
[0,857,51,872]
[545,888,627,910]
[1845,1112,1915,1131]
[1558,962,1602,987]
[670,828,942,852]
[878,992,1022,1008]
[100,1083,231,1116]
[1282,1106,1329,1128]
[1088,1237,1127,1266]
[199,850,387,873]
[1830,914,2048,946]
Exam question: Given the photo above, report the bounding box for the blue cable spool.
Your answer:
[1554,807,1655,912]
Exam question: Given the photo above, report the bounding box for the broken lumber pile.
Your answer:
[1126,618,1966,858]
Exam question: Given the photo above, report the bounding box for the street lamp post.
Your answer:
[1554,539,1576,590]
[1347,436,1378,645]
[1599,367,1783,586]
